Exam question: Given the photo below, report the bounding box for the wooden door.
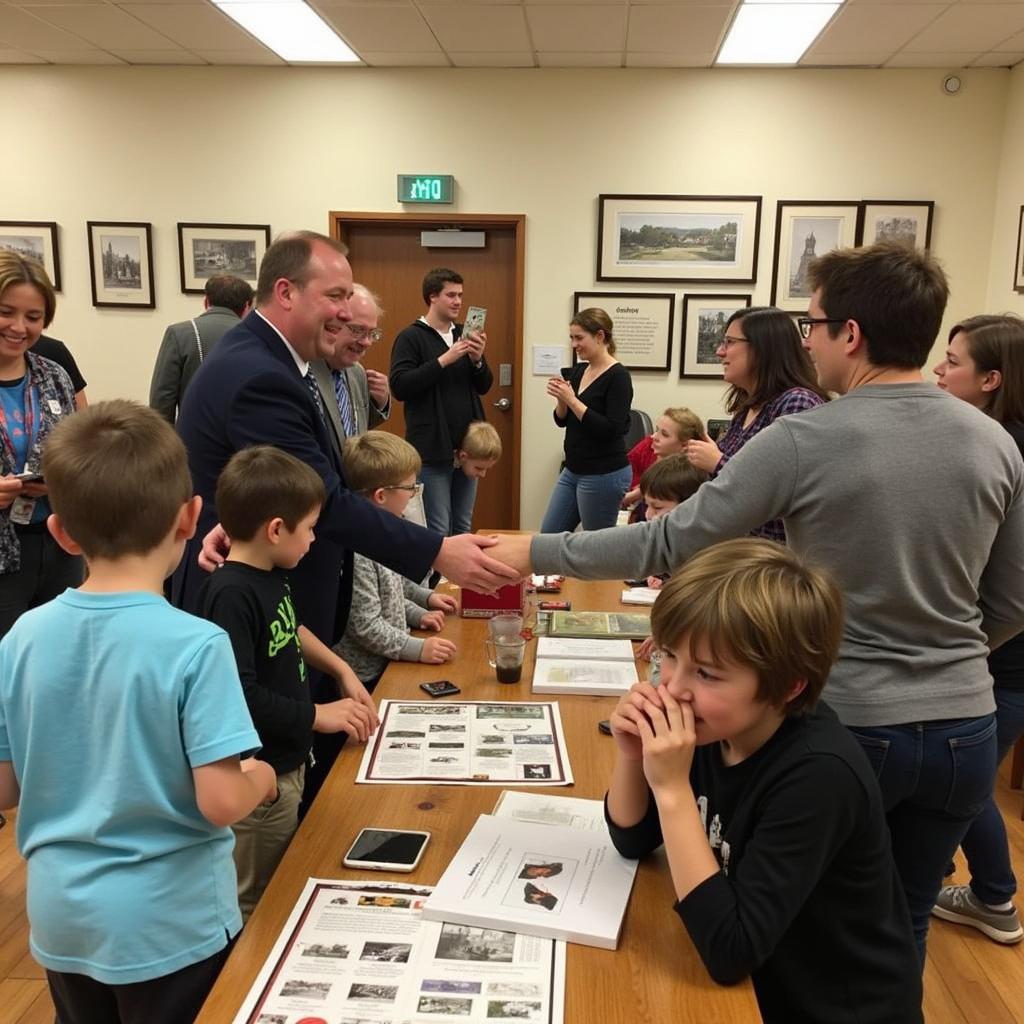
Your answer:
[330,213,524,531]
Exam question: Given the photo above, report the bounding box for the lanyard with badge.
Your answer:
[0,373,42,525]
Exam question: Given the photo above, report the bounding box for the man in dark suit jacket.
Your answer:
[149,274,253,425]
[310,283,391,447]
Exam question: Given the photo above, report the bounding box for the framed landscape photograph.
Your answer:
[771,201,860,312]
[87,221,154,309]
[572,291,674,371]
[177,222,270,294]
[0,221,61,290]
[1015,206,1024,294]
[859,200,934,250]
[679,293,752,380]
[597,194,762,284]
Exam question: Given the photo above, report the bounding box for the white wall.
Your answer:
[0,65,1010,527]
[987,61,1024,314]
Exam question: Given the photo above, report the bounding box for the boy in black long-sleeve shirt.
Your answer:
[607,538,921,1024]
[198,446,378,921]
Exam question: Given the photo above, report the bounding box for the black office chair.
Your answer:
[625,408,653,451]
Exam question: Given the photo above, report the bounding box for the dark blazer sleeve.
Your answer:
[226,369,441,581]
[150,326,185,425]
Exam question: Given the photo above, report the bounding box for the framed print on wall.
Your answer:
[859,200,934,250]
[0,221,61,290]
[1015,206,1024,294]
[177,222,270,294]
[572,291,675,371]
[771,201,860,312]
[597,194,762,285]
[679,293,752,380]
[86,221,155,309]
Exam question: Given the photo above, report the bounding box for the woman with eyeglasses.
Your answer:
[684,306,827,542]
[931,313,1024,945]
[0,252,82,639]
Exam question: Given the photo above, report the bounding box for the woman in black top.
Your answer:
[540,308,633,532]
[932,313,1024,943]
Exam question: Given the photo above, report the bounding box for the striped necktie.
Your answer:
[303,369,326,424]
[333,370,357,437]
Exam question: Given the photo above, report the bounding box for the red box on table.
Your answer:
[460,580,527,618]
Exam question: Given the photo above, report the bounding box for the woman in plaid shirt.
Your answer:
[685,307,827,542]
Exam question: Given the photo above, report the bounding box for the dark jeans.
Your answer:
[849,714,997,965]
[540,465,632,533]
[46,938,234,1024]
[0,526,84,640]
[960,688,1024,904]
[419,462,478,537]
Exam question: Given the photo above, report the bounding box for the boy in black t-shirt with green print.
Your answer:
[198,446,378,921]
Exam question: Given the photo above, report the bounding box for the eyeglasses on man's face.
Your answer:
[344,323,384,344]
[383,482,423,495]
[797,317,847,340]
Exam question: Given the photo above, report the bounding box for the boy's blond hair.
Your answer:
[651,538,843,715]
[216,446,325,542]
[42,400,192,560]
[459,420,502,461]
[639,454,706,504]
[343,431,422,494]
[661,407,704,443]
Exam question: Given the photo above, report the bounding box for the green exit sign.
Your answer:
[398,174,454,204]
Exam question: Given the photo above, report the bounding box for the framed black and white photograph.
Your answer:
[1015,206,1024,294]
[771,201,860,312]
[86,221,154,309]
[679,293,752,380]
[597,194,762,284]
[0,221,61,290]
[572,291,674,371]
[858,200,934,250]
[177,222,270,294]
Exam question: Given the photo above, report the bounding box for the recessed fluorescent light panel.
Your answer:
[717,2,841,65]
[213,1,360,63]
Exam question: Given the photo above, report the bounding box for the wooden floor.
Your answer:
[3,767,1024,1024]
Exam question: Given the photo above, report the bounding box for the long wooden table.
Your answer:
[196,576,760,1023]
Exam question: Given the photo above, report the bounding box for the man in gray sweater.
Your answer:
[495,243,1024,962]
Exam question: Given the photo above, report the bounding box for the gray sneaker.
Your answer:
[932,885,1024,944]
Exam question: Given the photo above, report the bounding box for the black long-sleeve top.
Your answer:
[606,702,922,1024]
[389,319,493,464]
[554,362,632,474]
[198,563,315,774]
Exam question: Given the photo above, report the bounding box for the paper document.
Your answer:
[422,815,638,950]
[493,791,607,832]
[621,587,660,606]
[231,878,566,1024]
[356,700,574,786]
[532,658,637,697]
[535,636,634,661]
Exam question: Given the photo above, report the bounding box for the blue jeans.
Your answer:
[959,689,1024,905]
[540,465,631,533]
[849,714,997,965]
[419,461,478,536]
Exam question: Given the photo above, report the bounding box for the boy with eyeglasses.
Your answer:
[335,431,460,687]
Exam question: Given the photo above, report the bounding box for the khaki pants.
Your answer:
[233,764,305,922]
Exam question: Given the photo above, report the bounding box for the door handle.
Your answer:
[493,398,512,411]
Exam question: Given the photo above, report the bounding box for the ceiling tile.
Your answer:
[32,48,126,63]
[526,4,626,51]
[800,51,889,65]
[971,49,1024,65]
[447,50,534,65]
[625,51,713,66]
[537,50,621,65]
[626,5,730,53]
[30,6,181,49]
[192,48,284,64]
[120,5,261,50]
[995,28,1024,50]
[845,0,952,5]
[420,5,530,51]
[109,47,207,63]
[810,5,946,55]
[903,4,1024,52]
[0,47,45,62]
[885,50,981,65]
[315,3,439,50]
[0,7,98,49]
[359,49,450,64]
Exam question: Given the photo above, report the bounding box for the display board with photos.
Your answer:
[0,221,61,290]
[571,291,674,371]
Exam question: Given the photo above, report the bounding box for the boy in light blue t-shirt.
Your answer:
[0,400,277,1024]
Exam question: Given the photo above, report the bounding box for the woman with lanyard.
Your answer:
[0,252,81,639]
